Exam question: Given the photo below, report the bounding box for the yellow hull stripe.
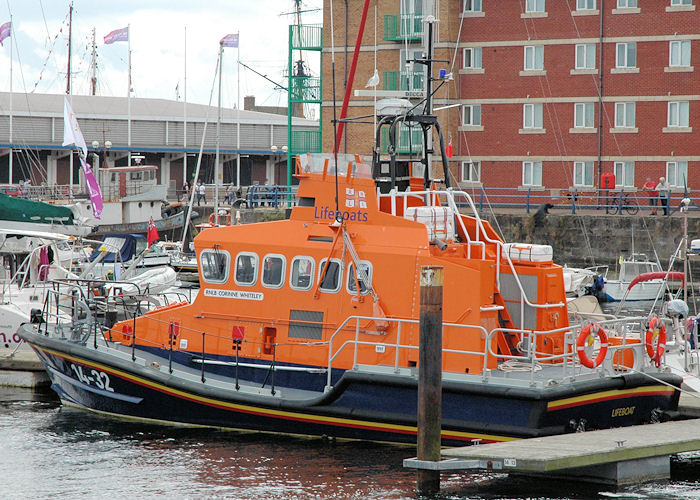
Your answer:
[547,385,675,410]
[38,346,517,443]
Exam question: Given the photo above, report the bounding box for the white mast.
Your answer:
[236,31,240,189]
[183,25,188,186]
[215,42,223,223]
[127,24,131,166]
[8,13,12,184]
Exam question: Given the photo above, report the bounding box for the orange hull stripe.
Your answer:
[40,347,517,443]
[547,385,675,411]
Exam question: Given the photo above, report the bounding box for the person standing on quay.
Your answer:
[642,177,658,215]
[656,177,671,216]
[197,180,207,206]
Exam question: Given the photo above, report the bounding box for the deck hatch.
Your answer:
[289,310,324,339]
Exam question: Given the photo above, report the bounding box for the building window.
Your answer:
[574,161,594,187]
[574,102,594,128]
[671,0,692,5]
[347,261,372,295]
[290,256,315,291]
[464,0,482,12]
[261,254,286,289]
[522,161,542,186]
[614,161,635,188]
[524,45,544,71]
[577,0,596,9]
[575,44,596,69]
[616,42,637,68]
[668,101,690,127]
[462,104,482,126]
[200,250,230,284]
[461,161,481,182]
[318,258,343,293]
[618,0,637,6]
[234,252,259,286]
[669,40,691,67]
[463,47,482,69]
[526,0,545,12]
[615,102,636,128]
[667,161,688,187]
[523,103,543,129]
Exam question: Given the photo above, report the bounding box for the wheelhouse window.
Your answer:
[347,261,373,296]
[290,256,315,291]
[614,161,635,188]
[234,252,258,286]
[261,254,285,289]
[200,250,229,284]
[318,258,343,293]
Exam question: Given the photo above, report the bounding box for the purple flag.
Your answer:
[79,157,103,220]
[0,21,10,46]
[220,33,239,48]
[104,26,128,45]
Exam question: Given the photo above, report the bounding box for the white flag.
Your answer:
[62,97,88,158]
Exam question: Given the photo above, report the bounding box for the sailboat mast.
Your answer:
[90,28,97,95]
[215,43,223,223]
[66,2,73,95]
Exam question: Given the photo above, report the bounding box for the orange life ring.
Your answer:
[645,316,666,367]
[576,323,608,369]
[209,212,231,226]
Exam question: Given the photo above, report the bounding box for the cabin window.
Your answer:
[347,261,372,295]
[200,250,230,283]
[261,254,285,289]
[290,256,315,291]
[234,252,258,286]
[318,258,343,293]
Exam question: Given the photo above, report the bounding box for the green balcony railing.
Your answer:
[291,129,321,154]
[290,76,321,103]
[380,125,423,154]
[382,70,425,91]
[383,14,423,41]
[291,24,323,50]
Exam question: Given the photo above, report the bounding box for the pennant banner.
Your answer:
[220,33,239,48]
[0,21,10,46]
[79,157,103,220]
[62,98,88,159]
[104,26,128,45]
[147,217,159,247]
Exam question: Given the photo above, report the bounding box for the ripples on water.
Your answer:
[2,384,700,499]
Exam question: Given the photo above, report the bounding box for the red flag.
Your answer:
[445,138,453,158]
[147,217,159,248]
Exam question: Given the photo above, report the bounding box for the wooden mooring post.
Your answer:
[416,266,443,496]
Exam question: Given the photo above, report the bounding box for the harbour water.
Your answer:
[2,385,700,499]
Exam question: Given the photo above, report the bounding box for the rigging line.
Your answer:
[448,0,465,73]
[329,0,340,220]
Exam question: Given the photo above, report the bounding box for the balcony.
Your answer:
[380,124,423,154]
[382,70,425,92]
[383,14,423,42]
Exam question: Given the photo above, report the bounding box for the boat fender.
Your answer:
[576,323,608,369]
[645,317,666,368]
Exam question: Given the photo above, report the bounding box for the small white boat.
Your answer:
[600,254,668,302]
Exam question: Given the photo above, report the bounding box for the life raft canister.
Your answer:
[645,316,667,367]
[576,323,608,369]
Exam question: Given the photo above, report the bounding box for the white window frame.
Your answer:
[575,43,596,69]
[523,103,543,129]
[573,161,594,187]
[522,161,543,187]
[617,0,637,7]
[524,45,544,71]
[577,0,596,10]
[318,258,344,294]
[616,42,637,68]
[574,102,595,129]
[669,40,691,67]
[461,161,481,182]
[463,47,482,69]
[614,102,636,128]
[668,101,690,127]
[289,256,315,291]
[346,261,373,296]
[671,0,692,6]
[462,104,482,126]
[233,252,259,287]
[613,161,635,188]
[261,253,286,289]
[667,161,688,187]
[526,0,546,12]
[464,0,482,12]
[200,249,231,285]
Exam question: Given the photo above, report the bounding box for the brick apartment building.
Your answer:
[322,0,698,195]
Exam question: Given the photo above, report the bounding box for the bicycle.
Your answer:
[605,192,639,215]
